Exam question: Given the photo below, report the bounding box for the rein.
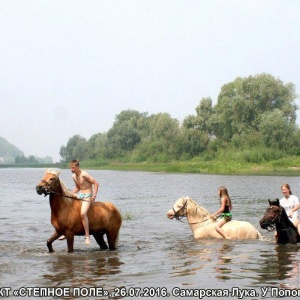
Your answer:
[173,199,215,226]
[265,205,283,232]
[40,179,91,202]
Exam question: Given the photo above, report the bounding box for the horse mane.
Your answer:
[185,197,210,218]
[45,169,73,203]
[45,169,60,176]
[59,180,74,203]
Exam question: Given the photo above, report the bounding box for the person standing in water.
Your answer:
[69,159,99,245]
[280,183,300,235]
[211,186,232,239]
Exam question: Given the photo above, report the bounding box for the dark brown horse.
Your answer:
[260,199,300,244]
[36,169,122,253]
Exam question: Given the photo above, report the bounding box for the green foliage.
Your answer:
[59,134,88,162]
[259,109,296,151]
[59,73,300,167]
[212,73,297,141]
[15,155,39,164]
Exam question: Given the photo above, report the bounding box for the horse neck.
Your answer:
[275,208,297,234]
[49,181,73,214]
[276,208,300,243]
[279,209,293,228]
[186,201,211,225]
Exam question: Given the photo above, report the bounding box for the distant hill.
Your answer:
[0,136,24,163]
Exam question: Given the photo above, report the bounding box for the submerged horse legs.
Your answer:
[66,234,75,253]
[47,231,75,253]
[93,233,108,250]
[46,231,60,252]
[106,229,119,250]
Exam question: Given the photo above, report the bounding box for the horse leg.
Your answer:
[47,231,60,253]
[93,233,108,250]
[66,233,75,253]
[106,228,120,250]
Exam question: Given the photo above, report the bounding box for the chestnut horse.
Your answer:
[167,197,261,239]
[36,170,122,253]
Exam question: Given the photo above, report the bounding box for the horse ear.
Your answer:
[268,199,271,206]
[56,171,61,177]
[275,198,280,205]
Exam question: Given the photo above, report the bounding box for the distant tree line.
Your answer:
[14,155,54,164]
[59,73,300,163]
[15,155,39,164]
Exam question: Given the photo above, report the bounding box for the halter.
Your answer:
[172,199,188,222]
[40,175,60,196]
[265,205,283,232]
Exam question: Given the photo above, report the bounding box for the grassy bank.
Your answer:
[2,156,300,176]
[78,156,300,176]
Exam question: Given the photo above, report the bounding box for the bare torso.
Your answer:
[73,170,93,194]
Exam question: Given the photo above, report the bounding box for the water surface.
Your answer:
[1,168,300,299]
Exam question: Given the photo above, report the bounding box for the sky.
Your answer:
[1,0,300,162]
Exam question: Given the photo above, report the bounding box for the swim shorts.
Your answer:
[77,193,92,200]
[220,212,232,222]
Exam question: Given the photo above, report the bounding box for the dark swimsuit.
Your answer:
[221,204,232,222]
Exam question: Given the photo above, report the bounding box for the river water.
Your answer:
[1,168,300,299]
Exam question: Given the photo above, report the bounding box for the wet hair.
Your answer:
[281,183,292,195]
[218,186,232,210]
[69,159,80,167]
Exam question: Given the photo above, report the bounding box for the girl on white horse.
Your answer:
[211,186,232,239]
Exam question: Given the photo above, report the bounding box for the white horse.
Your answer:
[167,197,261,240]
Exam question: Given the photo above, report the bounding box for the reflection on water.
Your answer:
[258,244,300,288]
[2,168,300,298]
[43,252,124,287]
[214,243,234,281]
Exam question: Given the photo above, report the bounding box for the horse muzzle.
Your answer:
[259,219,268,229]
[259,219,275,231]
[167,210,175,219]
[36,185,49,196]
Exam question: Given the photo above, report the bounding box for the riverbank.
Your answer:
[80,158,300,176]
[3,156,300,176]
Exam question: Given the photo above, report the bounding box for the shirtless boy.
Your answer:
[70,159,99,245]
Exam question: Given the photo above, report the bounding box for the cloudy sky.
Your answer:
[1,0,300,162]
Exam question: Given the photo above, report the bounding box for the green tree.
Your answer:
[59,135,87,162]
[212,73,297,141]
[106,110,148,157]
[259,109,297,151]
[87,133,109,160]
[15,155,39,164]
[182,97,213,156]
[133,113,181,162]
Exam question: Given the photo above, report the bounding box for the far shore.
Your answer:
[2,159,300,176]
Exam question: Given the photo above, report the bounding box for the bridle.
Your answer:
[40,175,60,196]
[172,199,188,222]
[265,205,283,232]
[172,199,215,226]
[39,176,90,202]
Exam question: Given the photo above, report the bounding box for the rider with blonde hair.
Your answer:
[211,186,232,239]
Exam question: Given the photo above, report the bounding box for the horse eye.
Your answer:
[50,177,55,181]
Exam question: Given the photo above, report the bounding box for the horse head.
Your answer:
[36,169,61,196]
[167,197,189,220]
[259,198,282,231]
